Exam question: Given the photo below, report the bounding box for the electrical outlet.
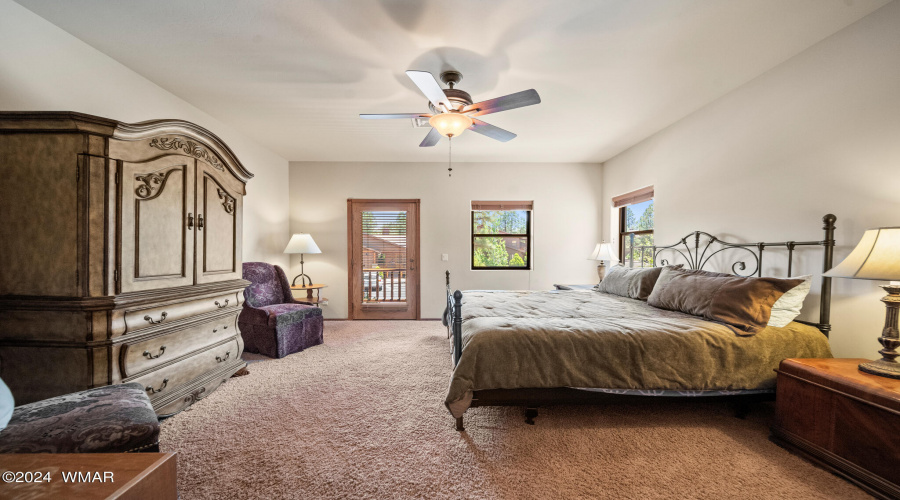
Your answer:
[441,254,449,261]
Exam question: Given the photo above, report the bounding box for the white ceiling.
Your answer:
[15,0,890,163]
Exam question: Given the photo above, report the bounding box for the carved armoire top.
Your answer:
[0,111,254,184]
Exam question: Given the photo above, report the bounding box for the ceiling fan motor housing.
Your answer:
[429,88,473,113]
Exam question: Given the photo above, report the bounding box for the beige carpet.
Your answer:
[161,320,866,499]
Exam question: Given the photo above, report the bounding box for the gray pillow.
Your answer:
[596,265,681,300]
[647,267,804,334]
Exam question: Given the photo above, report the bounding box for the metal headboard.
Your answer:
[630,214,836,336]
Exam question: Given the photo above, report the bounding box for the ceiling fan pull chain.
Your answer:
[448,137,453,177]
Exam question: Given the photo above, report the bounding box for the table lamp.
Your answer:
[824,227,900,379]
[284,233,321,287]
[589,242,619,282]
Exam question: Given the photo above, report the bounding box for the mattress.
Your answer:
[446,290,832,417]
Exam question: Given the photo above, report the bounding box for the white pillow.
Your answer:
[0,377,13,430]
[767,275,812,327]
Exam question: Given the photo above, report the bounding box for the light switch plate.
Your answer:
[441,254,449,261]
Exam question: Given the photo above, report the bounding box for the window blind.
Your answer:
[471,201,533,211]
[361,211,407,302]
[612,186,654,208]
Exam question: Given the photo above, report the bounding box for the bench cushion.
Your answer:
[0,383,159,453]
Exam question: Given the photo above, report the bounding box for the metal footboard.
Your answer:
[444,271,463,365]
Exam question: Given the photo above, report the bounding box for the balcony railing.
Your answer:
[362,267,407,302]
[624,233,655,268]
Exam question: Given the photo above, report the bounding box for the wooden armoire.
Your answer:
[0,112,252,416]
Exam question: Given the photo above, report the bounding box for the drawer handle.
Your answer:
[216,351,231,363]
[183,387,207,405]
[142,346,166,360]
[215,299,230,309]
[146,378,168,394]
[144,312,168,325]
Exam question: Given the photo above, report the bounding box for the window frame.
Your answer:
[618,202,654,268]
[471,209,532,271]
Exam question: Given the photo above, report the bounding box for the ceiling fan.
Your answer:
[360,70,541,147]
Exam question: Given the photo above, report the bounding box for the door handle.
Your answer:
[187,213,194,229]
[198,214,204,231]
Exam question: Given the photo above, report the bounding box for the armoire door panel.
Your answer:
[120,156,195,293]
[196,165,241,284]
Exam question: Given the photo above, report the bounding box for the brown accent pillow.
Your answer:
[596,265,682,300]
[647,267,804,334]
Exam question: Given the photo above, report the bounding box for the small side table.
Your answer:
[290,284,328,306]
[771,358,900,499]
[0,452,177,499]
[553,284,598,291]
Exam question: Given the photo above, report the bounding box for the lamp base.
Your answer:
[291,273,313,287]
[859,359,900,380]
[291,254,313,287]
[859,284,900,379]
[597,263,607,282]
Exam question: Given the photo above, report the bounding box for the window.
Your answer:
[471,201,532,270]
[614,187,654,268]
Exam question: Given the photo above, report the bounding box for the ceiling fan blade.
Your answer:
[419,127,442,147]
[462,89,541,117]
[359,113,431,119]
[406,70,452,111]
[469,118,517,142]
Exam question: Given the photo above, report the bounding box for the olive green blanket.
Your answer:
[446,290,832,417]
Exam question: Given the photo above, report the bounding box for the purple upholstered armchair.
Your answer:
[239,262,324,358]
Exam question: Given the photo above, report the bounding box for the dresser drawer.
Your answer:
[131,339,239,398]
[123,292,240,334]
[120,312,238,377]
[154,370,234,417]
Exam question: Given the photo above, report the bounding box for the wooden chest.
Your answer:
[0,112,253,416]
[772,358,900,499]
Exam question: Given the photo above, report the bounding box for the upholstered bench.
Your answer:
[0,383,160,453]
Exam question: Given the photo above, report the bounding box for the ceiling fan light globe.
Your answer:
[429,112,473,138]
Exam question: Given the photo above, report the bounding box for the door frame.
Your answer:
[347,199,421,320]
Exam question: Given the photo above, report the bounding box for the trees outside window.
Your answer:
[472,209,531,269]
[619,200,654,267]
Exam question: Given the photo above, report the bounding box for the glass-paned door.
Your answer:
[348,200,419,319]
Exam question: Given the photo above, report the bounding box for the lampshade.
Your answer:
[284,233,321,254]
[429,112,473,138]
[824,227,900,281]
[589,243,619,262]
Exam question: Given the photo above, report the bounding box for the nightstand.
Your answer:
[771,358,900,499]
[553,284,598,291]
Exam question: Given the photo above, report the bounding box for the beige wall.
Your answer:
[0,0,290,267]
[601,1,900,358]
[290,161,603,318]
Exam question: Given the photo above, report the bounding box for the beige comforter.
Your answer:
[446,290,832,417]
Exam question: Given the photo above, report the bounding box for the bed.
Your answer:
[444,214,837,431]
